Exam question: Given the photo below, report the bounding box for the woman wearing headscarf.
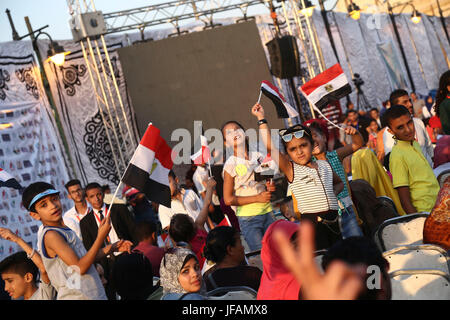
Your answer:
[257,220,301,300]
[159,247,207,300]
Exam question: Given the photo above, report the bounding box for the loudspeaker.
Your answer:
[265,35,302,79]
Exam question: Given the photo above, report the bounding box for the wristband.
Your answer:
[258,119,268,126]
[27,249,36,260]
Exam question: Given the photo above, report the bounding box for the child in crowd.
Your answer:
[168,177,217,269]
[159,247,206,300]
[366,119,379,152]
[385,105,440,213]
[159,171,214,231]
[22,181,132,300]
[252,103,344,250]
[0,250,55,300]
[132,221,165,277]
[303,119,364,239]
[202,226,262,292]
[221,120,276,252]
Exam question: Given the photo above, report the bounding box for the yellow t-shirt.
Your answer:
[223,152,273,217]
[390,140,440,213]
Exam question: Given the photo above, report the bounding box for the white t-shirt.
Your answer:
[28,281,57,300]
[158,189,204,229]
[62,202,91,241]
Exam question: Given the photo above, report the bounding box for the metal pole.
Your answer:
[436,0,450,45]
[388,2,416,92]
[5,9,20,41]
[318,0,340,64]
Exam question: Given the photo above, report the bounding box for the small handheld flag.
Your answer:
[0,168,22,190]
[260,81,299,119]
[298,64,352,130]
[191,135,212,176]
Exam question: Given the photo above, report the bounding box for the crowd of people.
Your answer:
[0,70,449,301]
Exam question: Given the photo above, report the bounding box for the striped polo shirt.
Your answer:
[289,160,339,214]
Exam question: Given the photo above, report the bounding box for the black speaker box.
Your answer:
[266,35,302,79]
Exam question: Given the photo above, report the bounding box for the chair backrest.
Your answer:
[390,270,450,300]
[246,250,263,271]
[375,213,429,251]
[377,196,399,216]
[314,249,327,274]
[383,245,450,274]
[207,286,257,300]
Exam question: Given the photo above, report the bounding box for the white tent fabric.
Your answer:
[0,41,71,261]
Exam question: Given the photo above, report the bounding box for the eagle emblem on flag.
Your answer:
[325,84,334,92]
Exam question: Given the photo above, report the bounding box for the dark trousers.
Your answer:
[301,211,342,251]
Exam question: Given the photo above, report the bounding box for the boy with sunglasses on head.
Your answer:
[252,103,344,250]
[22,182,133,300]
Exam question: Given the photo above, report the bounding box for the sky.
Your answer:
[0,0,329,43]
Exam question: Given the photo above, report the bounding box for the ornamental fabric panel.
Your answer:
[0,41,71,261]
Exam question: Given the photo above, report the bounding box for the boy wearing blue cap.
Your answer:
[22,182,132,300]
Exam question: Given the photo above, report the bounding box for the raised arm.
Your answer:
[0,228,50,284]
[194,177,216,232]
[44,216,128,275]
[336,126,364,162]
[251,103,293,181]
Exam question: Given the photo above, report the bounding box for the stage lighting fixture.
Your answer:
[299,0,315,17]
[347,2,361,20]
[46,41,70,66]
[411,8,421,24]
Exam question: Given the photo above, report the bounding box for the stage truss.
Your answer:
[65,0,327,180]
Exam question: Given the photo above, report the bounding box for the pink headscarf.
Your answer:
[257,220,301,300]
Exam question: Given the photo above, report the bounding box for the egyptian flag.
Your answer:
[298,63,352,110]
[121,124,173,207]
[190,135,211,165]
[215,215,232,227]
[0,168,22,190]
[260,81,299,119]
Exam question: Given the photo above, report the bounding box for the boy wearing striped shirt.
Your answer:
[252,103,344,250]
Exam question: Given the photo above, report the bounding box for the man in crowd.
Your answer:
[80,182,137,299]
[63,179,91,241]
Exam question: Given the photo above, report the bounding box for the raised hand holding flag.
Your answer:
[298,64,352,131]
[259,80,299,119]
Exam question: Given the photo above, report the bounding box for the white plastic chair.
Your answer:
[374,213,429,251]
[207,286,258,300]
[383,245,450,274]
[390,269,450,300]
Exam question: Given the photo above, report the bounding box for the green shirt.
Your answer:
[390,140,440,213]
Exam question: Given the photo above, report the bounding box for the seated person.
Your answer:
[111,251,157,300]
[202,226,262,292]
[160,247,206,300]
[385,105,440,213]
[321,237,391,300]
[132,221,165,277]
[168,178,216,269]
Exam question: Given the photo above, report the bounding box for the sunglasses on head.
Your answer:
[279,125,309,143]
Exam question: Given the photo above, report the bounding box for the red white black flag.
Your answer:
[0,168,22,190]
[260,81,299,119]
[190,135,211,165]
[298,63,352,110]
[121,124,173,207]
